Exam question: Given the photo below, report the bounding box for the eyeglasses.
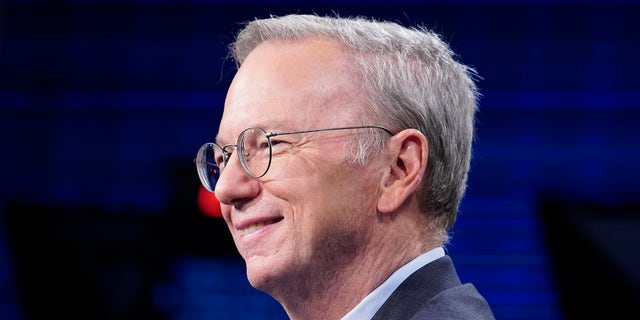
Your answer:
[195,125,393,192]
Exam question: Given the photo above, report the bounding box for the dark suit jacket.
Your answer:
[371,255,495,320]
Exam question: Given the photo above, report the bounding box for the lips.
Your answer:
[238,217,283,236]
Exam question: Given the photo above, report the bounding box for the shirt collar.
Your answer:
[341,247,446,320]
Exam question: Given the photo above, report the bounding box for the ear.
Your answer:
[378,129,428,214]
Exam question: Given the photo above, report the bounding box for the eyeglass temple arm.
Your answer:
[267,125,393,138]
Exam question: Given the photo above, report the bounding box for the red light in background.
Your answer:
[197,185,222,218]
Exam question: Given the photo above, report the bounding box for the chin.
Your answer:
[244,255,292,293]
[245,264,277,292]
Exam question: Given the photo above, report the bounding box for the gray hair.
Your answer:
[230,14,479,244]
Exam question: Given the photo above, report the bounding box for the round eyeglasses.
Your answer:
[195,125,393,192]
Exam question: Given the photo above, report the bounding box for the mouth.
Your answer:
[239,217,284,236]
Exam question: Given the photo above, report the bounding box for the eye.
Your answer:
[269,139,292,153]
[257,139,271,151]
[213,153,224,167]
[217,146,235,166]
[214,154,224,165]
[244,140,269,159]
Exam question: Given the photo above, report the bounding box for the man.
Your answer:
[195,14,494,319]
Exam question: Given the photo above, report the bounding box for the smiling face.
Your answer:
[213,38,386,297]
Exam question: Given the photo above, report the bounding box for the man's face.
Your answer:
[213,38,384,295]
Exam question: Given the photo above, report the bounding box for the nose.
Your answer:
[213,152,260,205]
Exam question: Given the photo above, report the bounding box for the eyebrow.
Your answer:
[215,120,294,144]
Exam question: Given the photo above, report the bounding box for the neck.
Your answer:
[277,215,435,320]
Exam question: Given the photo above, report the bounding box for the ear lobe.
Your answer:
[378,129,428,214]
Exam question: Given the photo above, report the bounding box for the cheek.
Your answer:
[297,170,377,225]
[220,205,237,235]
[272,152,380,227]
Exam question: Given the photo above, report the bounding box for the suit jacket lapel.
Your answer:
[371,255,461,319]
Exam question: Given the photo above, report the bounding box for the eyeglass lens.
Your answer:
[196,143,221,192]
[238,128,272,179]
[197,128,273,192]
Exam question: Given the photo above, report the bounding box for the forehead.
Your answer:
[218,38,364,141]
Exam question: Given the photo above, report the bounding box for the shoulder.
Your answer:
[410,283,495,320]
[372,255,495,320]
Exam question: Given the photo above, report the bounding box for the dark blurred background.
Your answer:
[1,0,639,319]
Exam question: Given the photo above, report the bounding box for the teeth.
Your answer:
[241,222,266,236]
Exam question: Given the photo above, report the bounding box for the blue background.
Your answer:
[1,1,639,319]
